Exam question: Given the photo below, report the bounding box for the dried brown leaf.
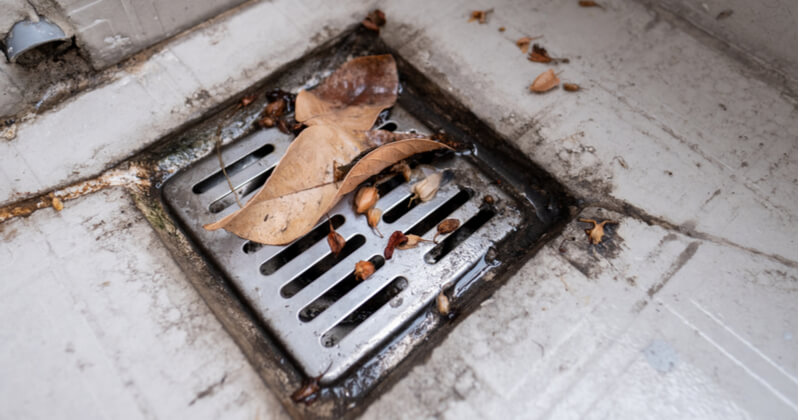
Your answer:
[384,230,407,259]
[295,55,398,133]
[529,69,560,93]
[468,9,492,24]
[205,139,450,244]
[354,260,376,281]
[362,9,386,32]
[578,0,604,9]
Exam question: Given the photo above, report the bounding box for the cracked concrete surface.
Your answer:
[0,0,796,418]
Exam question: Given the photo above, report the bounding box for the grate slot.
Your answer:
[405,189,471,236]
[192,143,275,194]
[425,208,496,263]
[279,234,366,298]
[252,213,344,262]
[208,167,273,213]
[320,276,408,348]
[375,173,405,197]
[298,255,386,322]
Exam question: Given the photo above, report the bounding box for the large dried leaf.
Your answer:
[295,55,398,132]
[205,139,450,244]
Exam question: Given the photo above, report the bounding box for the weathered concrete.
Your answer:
[0,188,290,420]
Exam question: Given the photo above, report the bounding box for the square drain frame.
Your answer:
[151,27,572,419]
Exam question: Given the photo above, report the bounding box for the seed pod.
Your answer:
[327,227,345,257]
[437,290,450,316]
[384,230,407,259]
[410,172,442,204]
[52,197,63,211]
[354,186,379,214]
[397,234,432,250]
[529,69,560,93]
[391,161,411,182]
[264,98,286,118]
[563,83,580,92]
[367,207,383,238]
[354,260,375,281]
[483,195,495,205]
[434,218,460,243]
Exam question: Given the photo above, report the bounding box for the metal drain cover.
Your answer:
[163,107,523,382]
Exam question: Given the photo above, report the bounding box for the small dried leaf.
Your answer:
[434,218,460,243]
[355,186,379,214]
[515,37,533,53]
[396,234,431,250]
[578,218,616,244]
[529,69,560,93]
[354,260,376,281]
[528,44,552,63]
[384,231,407,259]
[468,9,492,24]
[563,83,581,92]
[437,290,450,316]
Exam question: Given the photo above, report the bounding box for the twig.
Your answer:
[216,124,243,208]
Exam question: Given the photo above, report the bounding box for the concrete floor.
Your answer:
[0,0,796,419]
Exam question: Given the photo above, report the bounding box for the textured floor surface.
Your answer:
[0,0,796,419]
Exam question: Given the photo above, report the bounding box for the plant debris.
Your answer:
[716,9,733,20]
[240,94,257,107]
[434,218,460,243]
[515,36,540,53]
[391,161,411,181]
[204,55,451,245]
[563,83,581,92]
[468,9,492,24]
[326,216,346,256]
[498,26,506,32]
[367,207,383,237]
[384,231,407,259]
[362,9,387,32]
[578,0,604,9]
[528,44,569,64]
[410,172,442,204]
[529,69,560,93]
[291,364,331,405]
[354,260,376,281]
[437,289,450,316]
[355,186,379,214]
[396,234,431,250]
[578,218,616,244]
[50,194,63,211]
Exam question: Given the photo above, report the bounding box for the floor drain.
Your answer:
[163,106,523,382]
[155,27,571,416]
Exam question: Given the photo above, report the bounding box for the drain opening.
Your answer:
[321,276,408,348]
[209,167,273,213]
[251,214,345,265]
[192,144,274,194]
[425,208,496,263]
[377,121,398,132]
[375,173,405,196]
[279,234,367,298]
[298,255,386,322]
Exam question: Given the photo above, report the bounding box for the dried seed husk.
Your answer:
[367,207,383,237]
[529,69,560,93]
[437,290,450,316]
[396,234,431,250]
[51,196,63,211]
[434,218,460,243]
[579,218,616,244]
[563,83,580,92]
[391,161,411,181]
[327,218,346,256]
[384,230,407,259]
[410,172,443,204]
[354,260,375,281]
[354,186,379,214]
[516,36,538,53]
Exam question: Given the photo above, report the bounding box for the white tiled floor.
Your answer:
[0,0,796,418]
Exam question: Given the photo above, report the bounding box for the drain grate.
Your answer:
[163,107,523,382]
